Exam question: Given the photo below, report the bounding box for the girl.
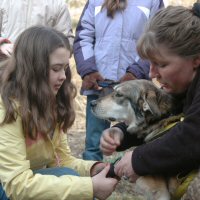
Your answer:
[0,26,118,200]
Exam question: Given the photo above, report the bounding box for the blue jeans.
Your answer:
[0,184,9,200]
[82,95,110,161]
[0,167,79,200]
[33,167,79,177]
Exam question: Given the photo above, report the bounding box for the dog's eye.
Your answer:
[115,93,123,97]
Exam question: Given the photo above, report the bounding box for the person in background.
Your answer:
[100,3,200,199]
[73,0,164,161]
[0,26,118,200]
[0,0,74,58]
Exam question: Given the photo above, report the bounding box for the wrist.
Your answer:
[90,162,105,176]
[126,71,137,79]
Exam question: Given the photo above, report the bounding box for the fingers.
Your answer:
[100,143,115,156]
[112,129,123,146]
[114,161,124,177]
[119,72,137,82]
[92,164,119,200]
[82,72,104,90]
[101,165,119,188]
[114,151,134,178]
[82,79,96,90]
[100,164,110,175]
[100,128,122,156]
[0,43,14,57]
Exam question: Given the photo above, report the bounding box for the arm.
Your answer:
[51,129,118,200]
[132,79,200,177]
[0,108,93,200]
[126,59,150,80]
[49,129,97,176]
[73,0,98,78]
[150,0,165,17]
[125,0,164,80]
[100,124,143,156]
[113,123,144,151]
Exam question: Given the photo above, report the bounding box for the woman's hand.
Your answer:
[114,150,139,183]
[92,164,119,200]
[100,127,124,156]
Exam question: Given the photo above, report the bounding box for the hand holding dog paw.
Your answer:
[114,151,139,182]
[100,127,124,156]
[92,164,119,200]
[82,72,104,90]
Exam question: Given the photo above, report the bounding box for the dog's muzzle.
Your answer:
[90,100,116,121]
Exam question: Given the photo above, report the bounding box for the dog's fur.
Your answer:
[91,79,182,142]
[91,79,183,200]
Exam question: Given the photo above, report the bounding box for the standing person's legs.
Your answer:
[0,184,10,200]
[82,95,110,161]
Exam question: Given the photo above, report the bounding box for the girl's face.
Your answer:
[49,47,70,96]
[149,47,200,94]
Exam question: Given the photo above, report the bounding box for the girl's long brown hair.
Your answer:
[102,0,127,18]
[0,26,76,139]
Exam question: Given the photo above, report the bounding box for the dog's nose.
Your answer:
[90,100,97,107]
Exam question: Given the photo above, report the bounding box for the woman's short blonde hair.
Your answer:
[137,5,200,61]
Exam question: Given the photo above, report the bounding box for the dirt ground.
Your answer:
[66,0,196,199]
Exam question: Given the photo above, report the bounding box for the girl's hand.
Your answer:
[92,165,119,200]
[90,162,107,176]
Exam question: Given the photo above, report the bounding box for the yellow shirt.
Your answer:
[0,98,96,200]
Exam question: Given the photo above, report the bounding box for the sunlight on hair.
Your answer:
[168,0,196,7]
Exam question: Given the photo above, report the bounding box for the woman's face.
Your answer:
[49,47,70,96]
[149,47,200,94]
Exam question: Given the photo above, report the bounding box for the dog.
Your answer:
[91,79,182,142]
[91,79,184,200]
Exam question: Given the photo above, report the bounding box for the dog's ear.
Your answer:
[115,80,162,118]
[115,83,140,102]
[142,90,162,117]
[117,83,161,116]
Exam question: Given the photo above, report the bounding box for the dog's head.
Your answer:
[91,80,176,133]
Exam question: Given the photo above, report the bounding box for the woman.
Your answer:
[100,2,200,199]
[0,26,118,200]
